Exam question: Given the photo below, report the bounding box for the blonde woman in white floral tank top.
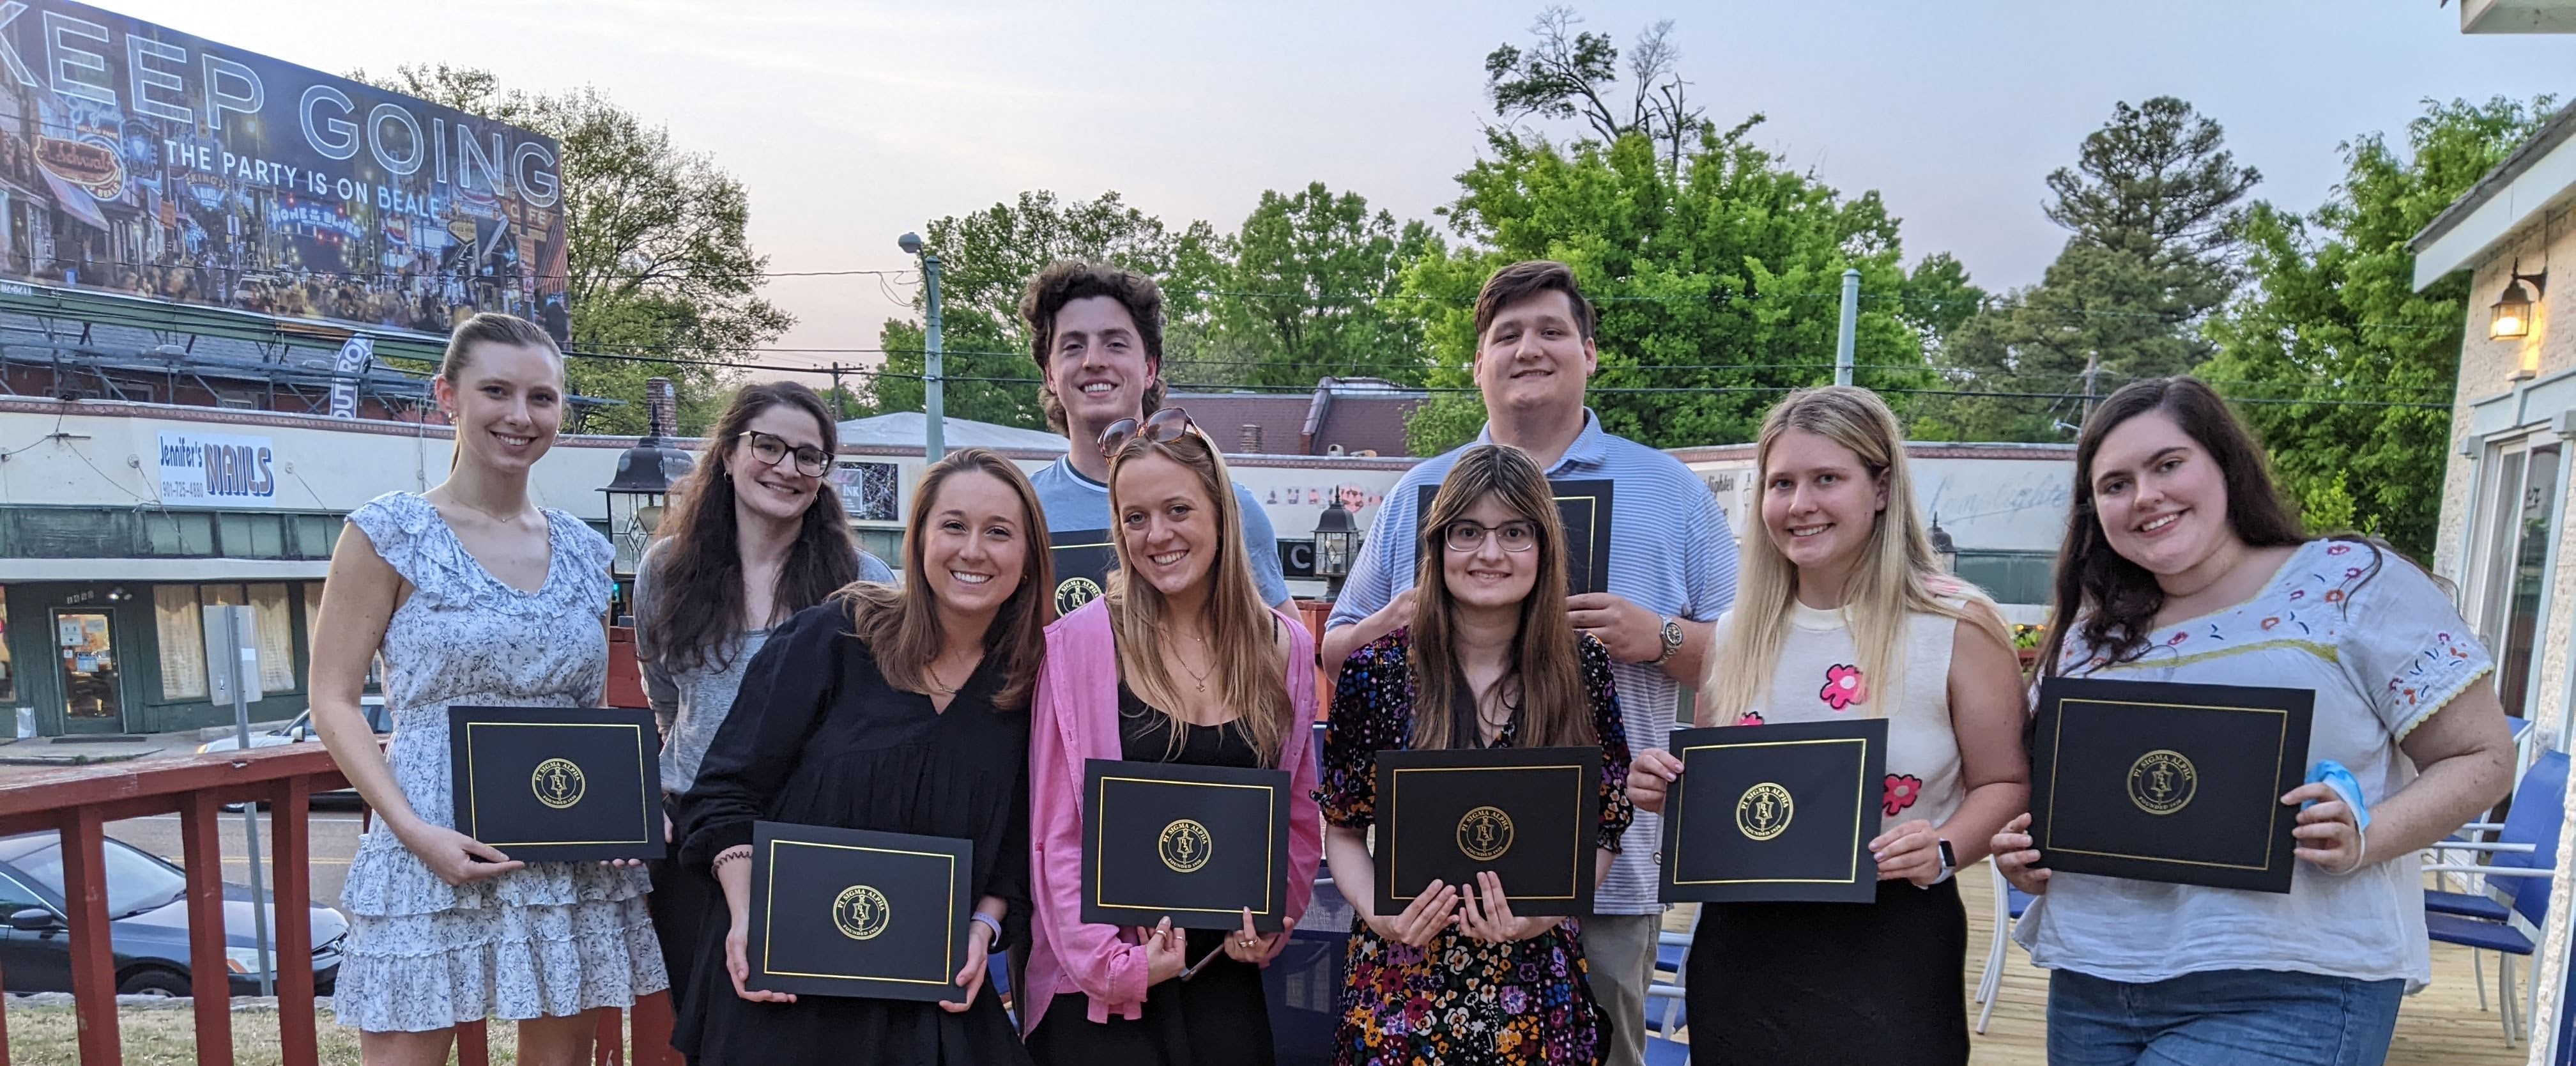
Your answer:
[309,316,666,1066]
[1627,387,2030,1066]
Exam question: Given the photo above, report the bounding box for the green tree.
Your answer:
[862,191,1225,429]
[1400,123,1933,454]
[1215,183,1441,388]
[2046,96,2262,306]
[1938,97,2262,439]
[2201,96,2557,557]
[348,65,790,435]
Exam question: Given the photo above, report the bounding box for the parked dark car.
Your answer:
[0,832,345,996]
[197,697,392,808]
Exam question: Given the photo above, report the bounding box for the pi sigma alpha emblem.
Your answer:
[1055,576,1103,615]
[2128,749,2198,815]
[832,884,892,941]
[530,758,586,810]
[1736,782,1794,842]
[1158,819,1214,874]
[1456,805,1515,861]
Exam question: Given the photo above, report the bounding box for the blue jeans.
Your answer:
[2046,968,2405,1066]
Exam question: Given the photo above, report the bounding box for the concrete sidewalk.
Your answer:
[0,720,300,767]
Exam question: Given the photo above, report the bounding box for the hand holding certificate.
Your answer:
[1655,718,1887,904]
[446,706,663,863]
[1372,746,1602,917]
[2027,677,2315,893]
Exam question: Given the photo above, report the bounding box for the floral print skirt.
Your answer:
[1332,919,1604,1066]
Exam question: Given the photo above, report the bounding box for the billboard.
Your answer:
[0,1,568,338]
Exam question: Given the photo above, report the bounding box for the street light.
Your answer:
[901,232,946,460]
[1314,490,1361,599]
[1928,513,1958,575]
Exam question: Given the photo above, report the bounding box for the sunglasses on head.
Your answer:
[1097,406,1197,459]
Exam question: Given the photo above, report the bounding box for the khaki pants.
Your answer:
[1580,913,1659,1066]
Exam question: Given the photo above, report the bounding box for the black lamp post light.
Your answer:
[601,378,695,619]
[1313,489,1361,600]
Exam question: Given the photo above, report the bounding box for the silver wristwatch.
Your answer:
[1653,615,1683,665]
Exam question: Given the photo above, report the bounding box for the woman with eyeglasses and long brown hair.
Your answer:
[671,447,1054,1066]
[631,381,893,1023]
[1317,443,1634,1066]
[1022,407,1324,1065]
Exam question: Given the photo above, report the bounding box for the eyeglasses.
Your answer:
[1443,520,1539,553]
[739,430,832,477]
[1098,406,1196,458]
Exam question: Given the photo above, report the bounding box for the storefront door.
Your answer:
[47,610,123,734]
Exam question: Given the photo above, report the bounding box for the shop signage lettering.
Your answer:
[156,430,275,508]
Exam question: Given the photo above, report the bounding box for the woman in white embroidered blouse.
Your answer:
[1626,386,2029,1066]
[1991,376,2515,1066]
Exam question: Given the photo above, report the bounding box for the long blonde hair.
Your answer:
[1701,387,2010,723]
[1407,445,1593,752]
[1104,429,1294,767]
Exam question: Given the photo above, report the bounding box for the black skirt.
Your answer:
[1023,928,1274,1066]
[1684,877,1969,1066]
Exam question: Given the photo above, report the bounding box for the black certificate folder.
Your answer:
[747,822,974,1001]
[1082,759,1292,931]
[1658,718,1887,904]
[2030,677,2315,893]
[1375,746,1602,916]
[447,707,662,863]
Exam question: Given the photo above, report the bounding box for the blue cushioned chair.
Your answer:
[2423,750,2566,1047]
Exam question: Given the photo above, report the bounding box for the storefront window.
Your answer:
[247,584,295,693]
[141,512,215,557]
[217,514,286,558]
[153,585,206,702]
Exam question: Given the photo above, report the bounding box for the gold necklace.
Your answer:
[1171,631,1215,693]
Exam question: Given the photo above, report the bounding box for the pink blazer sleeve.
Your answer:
[1027,653,1153,1018]
[1276,612,1324,946]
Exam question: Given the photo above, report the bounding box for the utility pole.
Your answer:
[923,254,946,460]
[2080,351,2101,428]
[828,362,847,420]
[899,232,947,460]
[1834,268,1859,387]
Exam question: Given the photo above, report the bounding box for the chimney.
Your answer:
[1241,424,1262,453]
[645,377,677,439]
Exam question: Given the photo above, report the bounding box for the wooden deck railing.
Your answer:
[0,743,681,1066]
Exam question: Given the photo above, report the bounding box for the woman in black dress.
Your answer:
[673,448,1056,1066]
[1020,408,1324,1065]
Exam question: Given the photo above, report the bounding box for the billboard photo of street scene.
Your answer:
[0,0,569,339]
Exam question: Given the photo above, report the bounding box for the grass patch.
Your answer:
[2,1001,524,1065]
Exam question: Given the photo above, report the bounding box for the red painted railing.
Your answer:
[0,744,682,1066]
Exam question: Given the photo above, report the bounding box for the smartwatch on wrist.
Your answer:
[1931,838,1957,885]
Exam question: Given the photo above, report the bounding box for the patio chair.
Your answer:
[2421,749,2566,1047]
[2427,716,2540,1007]
[1974,858,2037,1034]
[1643,981,1690,1065]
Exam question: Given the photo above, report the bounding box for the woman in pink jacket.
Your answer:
[1023,407,1324,1065]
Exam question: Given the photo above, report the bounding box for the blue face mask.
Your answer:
[2303,759,2371,831]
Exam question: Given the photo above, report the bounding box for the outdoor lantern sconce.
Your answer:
[1929,514,1958,575]
[2492,270,2543,341]
[1313,491,1361,599]
[602,435,695,583]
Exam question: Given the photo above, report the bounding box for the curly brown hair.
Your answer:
[1020,261,1167,435]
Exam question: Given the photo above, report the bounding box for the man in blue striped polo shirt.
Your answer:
[1324,259,1738,1066]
